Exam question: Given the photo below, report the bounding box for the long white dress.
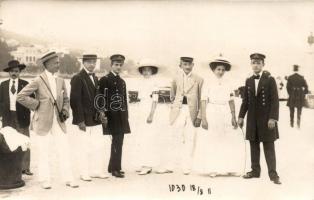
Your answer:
[194,75,244,174]
[133,77,161,168]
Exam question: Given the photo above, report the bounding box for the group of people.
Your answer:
[3,50,309,189]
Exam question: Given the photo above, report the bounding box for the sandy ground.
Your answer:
[0,78,314,200]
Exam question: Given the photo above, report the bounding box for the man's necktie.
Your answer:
[253,74,260,80]
[11,80,16,94]
[88,73,94,76]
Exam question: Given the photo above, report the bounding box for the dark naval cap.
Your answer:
[250,53,266,60]
[110,54,125,62]
[180,57,194,63]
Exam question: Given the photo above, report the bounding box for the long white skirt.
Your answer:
[194,103,245,174]
[129,103,171,169]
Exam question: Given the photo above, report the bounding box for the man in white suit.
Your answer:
[157,57,203,175]
[17,52,78,189]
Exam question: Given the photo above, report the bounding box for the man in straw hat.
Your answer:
[238,53,281,184]
[70,53,109,181]
[0,60,33,176]
[158,56,203,175]
[99,54,131,178]
[17,51,78,189]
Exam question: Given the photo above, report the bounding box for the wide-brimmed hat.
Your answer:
[209,58,231,71]
[137,59,158,75]
[3,60,26,72]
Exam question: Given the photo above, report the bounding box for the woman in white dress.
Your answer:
[134,59,161,175]
[199,58,243,177]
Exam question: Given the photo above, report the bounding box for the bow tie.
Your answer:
[253,74,260,80]
[88,73,94,76]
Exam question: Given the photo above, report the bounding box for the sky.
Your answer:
[1,0,314,82]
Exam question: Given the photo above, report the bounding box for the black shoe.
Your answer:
[112,171,125,178]
[108,170,125,175]
[243,171,260,179]
[270,176,282,185]
[22,170,33,176]
[290,122,294,128]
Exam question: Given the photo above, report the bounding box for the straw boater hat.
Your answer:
[3,60,26,72]
[209,57,232,71]
[39,51,60,66]
[79,54,100,61]
[137,58,158,75]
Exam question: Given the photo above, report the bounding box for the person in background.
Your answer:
[0,60,33,176]
[286,64,309,129]
[17,52,78,189]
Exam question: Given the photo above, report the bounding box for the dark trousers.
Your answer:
[289,106,302,126]
[250,140,278,179]
[108,133,124,172]
[6,111,31,171]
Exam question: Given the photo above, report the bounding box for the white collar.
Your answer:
[111,71,118,76]
[253,70,263,77]
[182,70,192,78]
[45,70,56,79]
[84,67,94,74]
[10,78,19,83]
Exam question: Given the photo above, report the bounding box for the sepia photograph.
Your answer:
[0,0,314,199]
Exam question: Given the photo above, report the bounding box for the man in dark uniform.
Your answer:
[70,54,108,181]
[0,60,33,176]
[99,54,131,178]
[286,65,309,129]
[238,53,281,184]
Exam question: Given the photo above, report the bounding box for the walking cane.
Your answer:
[239,127,247,176]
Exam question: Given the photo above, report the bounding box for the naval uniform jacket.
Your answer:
[239,71,279,142]
[99,72,131,135]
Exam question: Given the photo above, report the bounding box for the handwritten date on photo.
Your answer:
[168,184,212,195]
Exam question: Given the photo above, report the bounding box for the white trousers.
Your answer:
[75,125,106,177]
[35,115,74,183]
[165,105,198,171]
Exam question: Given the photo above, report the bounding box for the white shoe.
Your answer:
[183,169,191,175]
[41,181,52,189]
[91,174,110,179]
[138,167,152,175]
[80,175,92,182]
[155,168,173,174]
[66,181,79,188]
[209,172,218,178]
